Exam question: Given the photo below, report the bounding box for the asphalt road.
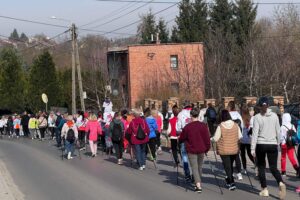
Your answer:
[0,137,299,200]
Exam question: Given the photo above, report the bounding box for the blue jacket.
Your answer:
[297,120,300,142]
[146,117,158,139]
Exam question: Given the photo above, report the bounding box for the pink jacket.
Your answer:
[85,120,102,141]
[155,116,163,132]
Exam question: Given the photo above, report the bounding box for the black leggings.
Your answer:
[256,144,283,188]
[147,138,157,159]
[220,154,236,184]
[170,139,179,164]
[240,143,255,170]
[113,141,123,159]
[78,130,85,147]
[39,128,46,139]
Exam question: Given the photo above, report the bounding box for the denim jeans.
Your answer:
[65,140,75,155]
[180,143,190,177]
[135,144,146,167]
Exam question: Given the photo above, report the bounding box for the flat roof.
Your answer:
[107,42,203,53]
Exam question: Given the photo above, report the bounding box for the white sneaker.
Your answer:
[139,167,144,171]
[67,152,72,160]
[142,165,146,169]
[279,182,286,200]
[243,169,247,175]
[259,188,269,197]
[237,173,243,180]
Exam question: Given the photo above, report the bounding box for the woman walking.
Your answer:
[167,106,180,165]
[85,113,102,158]
[211,110,242,191]
[127,109,150,170]
[110,112,125,164]
[179,108,210,193]
[38,114,48,141]
[144,108,158,161]
[280,113,299,176]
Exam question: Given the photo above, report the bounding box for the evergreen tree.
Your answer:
[175,0,194,42]
[9,29,20,41]
[233,0,257,47]
[28,51,60,111]
[0,48,25,111]
[20,33,29,42]
[192,0,209,42]
[210,0,234,35]
[137,10,156,44]
[156,18,169,43]
[171,26,180,43]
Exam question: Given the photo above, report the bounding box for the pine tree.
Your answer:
[171,26,180,43]
[20,33,29,42]
[28,51,60,111]
[0,48,25,111]
[192,0,209,42]
[9,29,20,41]
[210,0,234,35]
[233,0,257,47]
[137,10,156,44]
[156,18,169,43]
[175,0,194,42]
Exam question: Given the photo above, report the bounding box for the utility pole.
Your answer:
[71,23,76,115]
[71,23,85,113]
[75,35,85,112]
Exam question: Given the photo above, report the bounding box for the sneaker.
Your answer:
[80,147,86,151]
[91,154,96,158]
[296,186,300,193]
[281,171,286,177]
[185,175,192,182]
[118,159,123,165]
[259,188,269,197]
[139,167,144,171]
[242,169,247,175]
[237,173,243,180]
[279,182,286,200]
[229,183,236,191]
[142,165,146,169]
[194,187,202,193]
[67,152,72,160]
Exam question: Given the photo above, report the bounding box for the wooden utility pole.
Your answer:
[75,37,85,112]
[71,23,76,115]
[71,23,85,114]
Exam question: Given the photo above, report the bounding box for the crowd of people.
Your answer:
[0,97,300,199]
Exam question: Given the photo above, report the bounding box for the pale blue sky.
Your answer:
[0,0,298,39]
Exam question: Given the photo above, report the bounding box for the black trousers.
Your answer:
[23,126,30,137]
[39,128,46,139]
[220,154,236,184]
[113,141,123,159]
[234,153,242,173]
[256,144,283,188]
[207,119,216,136]
[170,139,179,164]
[147,138,157,159]
[78,130,85,148]
[48,127,55,138]
[240,143,255,170]
[156,131,161,148]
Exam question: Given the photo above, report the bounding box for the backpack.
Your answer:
[233,119,242,131]
[136,123,146,140]
[284,125,298,147]
[66,128,75,144]
[111,122,123,142]
[207,108,216,120]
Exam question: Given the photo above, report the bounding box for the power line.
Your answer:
[95,0,300,5]
[103,2,179,35]
[0,15,69,28]
[80,1,138,27]
[88,0,155,30]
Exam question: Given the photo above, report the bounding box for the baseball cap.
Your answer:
[259,96,269,106]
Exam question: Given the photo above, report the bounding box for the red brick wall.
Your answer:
[128,43,205,108]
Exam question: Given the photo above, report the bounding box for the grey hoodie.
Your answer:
[251,108,281,152]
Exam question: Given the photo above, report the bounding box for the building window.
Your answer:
[171,82,179,94]
[170,55,178,69]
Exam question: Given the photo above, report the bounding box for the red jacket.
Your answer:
[179,121,210,154]
[169,117,178,137]
[127,117,150,145]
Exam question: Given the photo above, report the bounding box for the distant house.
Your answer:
[107,42,205,108]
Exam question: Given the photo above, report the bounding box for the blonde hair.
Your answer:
[132,108,142,117]
[67,115,73,121]
[88,113,97,121]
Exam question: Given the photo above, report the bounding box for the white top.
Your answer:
[103,101,113,113]
[0,119,5,128]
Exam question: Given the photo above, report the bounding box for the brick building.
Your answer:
[107,43,205,108]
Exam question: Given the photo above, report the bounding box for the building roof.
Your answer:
[107,46,128,53]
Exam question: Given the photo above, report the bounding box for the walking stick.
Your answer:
[205,153,223,195]
[77,140,81,160]
[147,144,157,169]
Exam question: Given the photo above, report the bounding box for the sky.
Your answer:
[0,0,299,40]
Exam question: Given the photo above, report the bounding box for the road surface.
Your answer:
[0,137,299,200]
